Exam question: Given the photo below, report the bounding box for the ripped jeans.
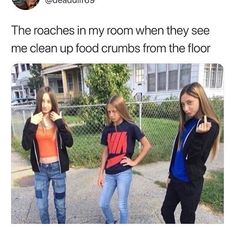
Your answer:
[34,161,66,224]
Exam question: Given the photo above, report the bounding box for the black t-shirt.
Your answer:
[101,120,144,174]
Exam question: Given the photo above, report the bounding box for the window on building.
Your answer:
[180,64,191,88]
[147,64,155,72]
[147,64,156,92]
[21,64,26,72]
[147,73,156,92]
[30,88,35,97]
[158,72,166,91]
[205,64,210,87]
[48,78,55,91]
[67,73,73,91]
[26,64,30,71]
[78,71,82,92]
[157,64,167,91]
[11,73,17,83]
[158,64,167,72]
[15,64,19,77]
[168,64,178,90]
[204,64,223,88]
[49,78,64,93]
[168,71,178,90]
[216,64,223,88]
[57,79,64,93]
[210,64,217,88]
[135,64,144,84]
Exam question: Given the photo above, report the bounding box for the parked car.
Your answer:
[11,97,36,106]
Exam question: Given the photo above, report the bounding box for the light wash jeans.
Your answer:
[99,168,132,224]
[34,161,66,224]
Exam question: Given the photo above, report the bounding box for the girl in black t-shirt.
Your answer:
[97,95,151,224]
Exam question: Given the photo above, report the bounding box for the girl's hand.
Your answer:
[30,112,43,125]
[97,174,104,187]
[196,115,212,133]
[120,156,136,167]
[166,177,171,188]
[50,111,62,122]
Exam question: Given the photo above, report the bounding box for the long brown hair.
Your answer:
[33,86,71,132]
[105,95,133,124]
[179,82,220,159]
[34,86,59,115]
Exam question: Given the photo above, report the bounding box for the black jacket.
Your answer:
[22,118,73,173]
[169,117,219,183]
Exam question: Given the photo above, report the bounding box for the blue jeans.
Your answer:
[99,168,132,224]
[34,161,66,224]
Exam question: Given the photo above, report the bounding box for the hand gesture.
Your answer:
[196,115,211,133]
[120,156,136,167]
[50,111,62,122]
[30,112,43,125]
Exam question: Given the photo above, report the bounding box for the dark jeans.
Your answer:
[161,177,203,224]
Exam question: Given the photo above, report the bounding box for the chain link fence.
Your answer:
[11,98,224,168]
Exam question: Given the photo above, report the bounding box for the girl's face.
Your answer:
[107,104,123,125]
[41,93,52,114]
[181,93,200,118]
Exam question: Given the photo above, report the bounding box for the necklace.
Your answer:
[40,117,53,133]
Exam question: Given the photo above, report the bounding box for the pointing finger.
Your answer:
[204,115,207,124]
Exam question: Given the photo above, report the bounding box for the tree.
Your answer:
[71,64,133,133]
[86,64,132,103]
[28,64,43,91]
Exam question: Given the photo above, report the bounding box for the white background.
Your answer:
[1,0,234,225]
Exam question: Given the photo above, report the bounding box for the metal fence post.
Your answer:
[22,110,26,123]
[11,111,15,137]
[138,102,142,149]
[139,102,142,130]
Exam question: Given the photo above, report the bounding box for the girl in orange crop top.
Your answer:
[22,86,73,224]
[35,109,60,164]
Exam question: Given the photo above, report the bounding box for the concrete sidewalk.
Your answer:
[11,145,224,224]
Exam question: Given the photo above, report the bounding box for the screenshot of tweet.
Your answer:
[1,0,234,225]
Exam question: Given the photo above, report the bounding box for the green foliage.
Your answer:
[66,94,105,133]
[66,64,133,133]
[210,96,224,142]
[28,64,43,91]
[64,94,97,116]
[12,137,29,160]
[201,170,224,213]
[156,100,180,120]
[135,96,179,119]
[139,118,178,162]
[86,64,132,103]
[140,97,159,118]
[141,102,158,118]
[210,96,224,120]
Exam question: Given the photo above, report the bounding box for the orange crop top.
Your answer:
[35,126,58,158]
